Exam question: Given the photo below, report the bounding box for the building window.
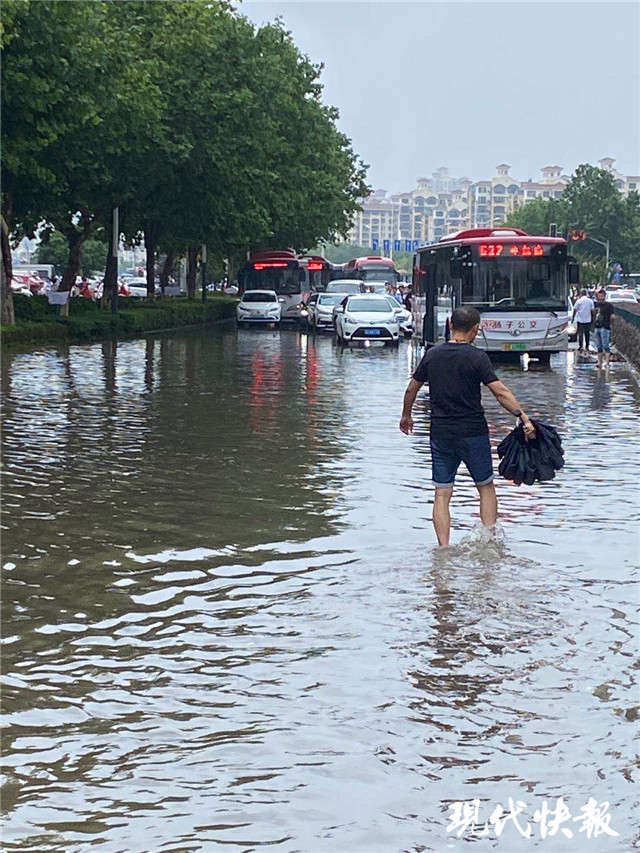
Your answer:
[629,182,637,189]
[526,190,536,197]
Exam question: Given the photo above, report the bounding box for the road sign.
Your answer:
[404,240,412,252]
[382,239,390,253]
[371,239,379,251]
[393,240,402,251]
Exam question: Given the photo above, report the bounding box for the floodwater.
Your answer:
[1,327,638,853]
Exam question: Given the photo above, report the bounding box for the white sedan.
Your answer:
[236,290,281,326]
[383,296,413,338]
[306,292,345,331]
[127,277,151,297]
[334,294,400,346]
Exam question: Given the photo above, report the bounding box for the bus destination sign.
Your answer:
[478,243,546,258]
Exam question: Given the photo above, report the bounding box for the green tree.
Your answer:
[34,232,106,276]
[507,164,640,277]
[506,197,568,237]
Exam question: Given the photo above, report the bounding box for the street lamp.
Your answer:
[585,235,610,284]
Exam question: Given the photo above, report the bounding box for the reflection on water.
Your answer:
[1,329,638,852]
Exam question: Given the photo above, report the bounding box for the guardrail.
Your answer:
[613,304,640,330]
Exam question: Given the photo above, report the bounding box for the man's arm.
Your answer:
[487,380,536,438]
[399,378,424,434]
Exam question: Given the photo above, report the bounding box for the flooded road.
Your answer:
[2,327,639,852]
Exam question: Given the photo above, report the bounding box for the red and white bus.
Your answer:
[411,228,579,359]
[300,255,335,292]
[343,255,398,285]
[238,251,310,323]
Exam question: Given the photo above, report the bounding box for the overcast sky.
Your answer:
[241,1,640,192]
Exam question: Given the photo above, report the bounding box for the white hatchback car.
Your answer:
[236,290,281,327]
[334,294,400,346]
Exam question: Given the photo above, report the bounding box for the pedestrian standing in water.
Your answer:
[593,289,614,368]
[399,306,536,547]
[572,288,595,354]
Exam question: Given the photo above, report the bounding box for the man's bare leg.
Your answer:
[477,482,498,528]
[433,487,453,546]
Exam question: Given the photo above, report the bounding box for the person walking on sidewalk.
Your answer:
[399,306,535,547]
[593,289,614,368]
[572,289,595,353]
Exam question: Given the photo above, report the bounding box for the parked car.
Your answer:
[127,278,151,297]
[383,295,413,338]
[236,290,281,327]
[306,293,345,331]
[334,294,400,346]
[326,279,360,295]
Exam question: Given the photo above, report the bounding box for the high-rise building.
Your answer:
[345,158,637,249]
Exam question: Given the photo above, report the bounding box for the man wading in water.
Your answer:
[399,306,536,546]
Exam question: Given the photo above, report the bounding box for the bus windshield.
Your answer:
[463,260,566,310]
[247,267,301,295]
[359,267,396,284]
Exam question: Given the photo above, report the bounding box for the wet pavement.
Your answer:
[1,327,639,852]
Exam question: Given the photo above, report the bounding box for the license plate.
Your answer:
[503,343,526,351]
[365,328,381,336]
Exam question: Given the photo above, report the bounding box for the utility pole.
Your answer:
[201,243,207,302]
[585,235,610,285]
[111,207,119,314]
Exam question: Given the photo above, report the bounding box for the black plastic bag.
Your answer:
[497,420,564,485]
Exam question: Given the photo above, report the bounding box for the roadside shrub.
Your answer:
[13,294,58,320]
[1,321,69,345]
[3,296,237,347]
[612,315,640,371]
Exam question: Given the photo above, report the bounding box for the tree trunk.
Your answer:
[101,239,118,313]
[144,226,158,299]
[226,257,235,292]
[186,245,197,300]
[58,213,92,317]
[159,249,175,297]
[1,213,15,325]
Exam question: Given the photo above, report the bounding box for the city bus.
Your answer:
[411,228,579,359]
[238,251,310,323]
[300,255,334,292]
[343,255,398,284]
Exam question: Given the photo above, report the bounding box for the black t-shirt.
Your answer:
[413,343,498,439]
[593,301,613,329]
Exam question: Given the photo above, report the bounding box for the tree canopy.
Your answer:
[1,0,369,320]
[507,165,640,273]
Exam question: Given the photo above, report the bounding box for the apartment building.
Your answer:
[346,158,637,248]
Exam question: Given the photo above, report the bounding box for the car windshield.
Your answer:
[384,296,403,310]
[347,298,392,313]
[242,292,277,303]
[327,282,359,293]
[318,294,345,305]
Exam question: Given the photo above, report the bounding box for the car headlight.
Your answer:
[345,315,359,325]
[278,297,285,303]
[547,324,567,338]
[300,309,308,317]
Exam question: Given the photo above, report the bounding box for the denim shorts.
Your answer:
[594,327,611,353]
[430,434,494,488]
